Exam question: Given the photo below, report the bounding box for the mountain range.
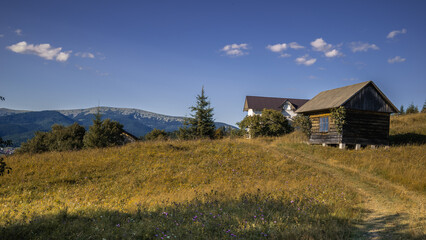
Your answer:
[0,107,234,146]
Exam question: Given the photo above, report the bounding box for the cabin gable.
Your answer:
[344,84,394,113]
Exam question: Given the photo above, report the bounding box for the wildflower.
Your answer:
[116,224,120,227]
[291,200,294,203]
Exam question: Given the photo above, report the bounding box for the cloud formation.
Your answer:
[266,43,287,52]
[220,43,249,56]
[388,56,406,64]
[267,42,303,58]
[15,29,22,36]
[349,42,379,52]
[311,38,341,58]
[387,28,407,39]
[295,55,316,66]
[6,41,71,62]
[289,42,304,49]
[75,52,95,58]
[0,34,4,38]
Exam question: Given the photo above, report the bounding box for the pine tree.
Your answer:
[184,87,216,139]
[83,110,106,148]
[399,105,405,115]
[406,103,419,114]
[83,109,125,148]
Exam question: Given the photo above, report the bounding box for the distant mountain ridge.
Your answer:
[0,107,234,146]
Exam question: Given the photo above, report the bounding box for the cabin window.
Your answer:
[319,117,329,132]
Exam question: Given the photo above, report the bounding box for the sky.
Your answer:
[0,0,425,126]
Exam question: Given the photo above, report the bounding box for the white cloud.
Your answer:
[0,34,4,38]
[349,42,379,52]
[56,51,71,62]
[311,38,341,58]
[15,29,22,36]
[325,49,340,58]
[280,53,291,58]
[295,55,316,66]
[220,43,249,56]
[266,43,287,52]
[311,38,331,52]
[75,52,95,58]
[6,41,71,62]
[387,28,407,39]
[388,56,406,63]
[289,42,304,49]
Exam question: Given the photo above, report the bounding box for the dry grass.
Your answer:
[0,113,424,239]
[1,139,361,239]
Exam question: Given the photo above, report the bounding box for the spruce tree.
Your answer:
[185,87,216,139]
[83,109,125,148]
[399,105,405,115]
[83,110,106,148]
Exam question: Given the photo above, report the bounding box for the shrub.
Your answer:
[145,129,168,141]
[19,123,86,154]
[330,106,346,134]
[292,114,312,137]
[238,109,293,138]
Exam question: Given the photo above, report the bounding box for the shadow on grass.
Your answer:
[390,133,426,146]
[1,193,420,240]
[352,210,424,240]
[0,192,349,240]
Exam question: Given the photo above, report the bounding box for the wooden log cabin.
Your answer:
[295,81,398,148]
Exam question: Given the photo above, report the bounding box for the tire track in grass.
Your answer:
[271,144,425,239]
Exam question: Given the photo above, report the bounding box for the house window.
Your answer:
[319,117,329,132]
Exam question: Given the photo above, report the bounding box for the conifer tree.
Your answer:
[399,105,405,115]
[184,87,216,139]
[83,109,125,148]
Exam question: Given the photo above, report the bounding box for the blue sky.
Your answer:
[1,0,425,126]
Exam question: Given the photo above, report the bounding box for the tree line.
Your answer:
[399,101,426,115]
[18,110,125,154]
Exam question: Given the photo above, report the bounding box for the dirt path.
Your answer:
[271,144,425,239]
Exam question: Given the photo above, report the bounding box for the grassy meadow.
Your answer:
[0,113,425,239]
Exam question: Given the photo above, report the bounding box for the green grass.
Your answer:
[0,113,424,239]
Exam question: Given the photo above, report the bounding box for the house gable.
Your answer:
[343,83,396,113]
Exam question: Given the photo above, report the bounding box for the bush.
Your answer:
[18,131,50,154]
[238,109,293,138]
[19,123,86,154]
[292,114,312,137]
[145,129,168,141]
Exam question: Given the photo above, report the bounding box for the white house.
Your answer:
[243,96,309,121]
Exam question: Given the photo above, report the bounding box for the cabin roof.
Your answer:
[296,81,398,113]
[243,96,309,112]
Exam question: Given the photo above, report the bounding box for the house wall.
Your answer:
[282,103,297,119]
[247,109,261,116]
[309,112,342,144]
[308,110,390,145]
[341,110,390,145]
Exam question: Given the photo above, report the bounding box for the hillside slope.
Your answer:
[0,113,424,239]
